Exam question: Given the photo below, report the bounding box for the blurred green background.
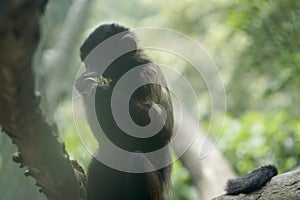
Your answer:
[0,0,299,199]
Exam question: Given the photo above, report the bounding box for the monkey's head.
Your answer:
[77,23,173,153]
[80,23,137,62]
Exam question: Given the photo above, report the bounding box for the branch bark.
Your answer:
[0,1,86,199]
[212,169,300,200]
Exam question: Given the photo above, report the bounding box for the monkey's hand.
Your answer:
[76,70,112,96]
[76,70,99,96]
[225,165,278,195]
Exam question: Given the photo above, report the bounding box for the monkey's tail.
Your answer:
[225,165,278,195]
[146,170,164,200]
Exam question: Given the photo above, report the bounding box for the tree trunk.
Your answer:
[0,1,86,199]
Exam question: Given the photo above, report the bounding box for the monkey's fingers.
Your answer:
[75,71,99,95]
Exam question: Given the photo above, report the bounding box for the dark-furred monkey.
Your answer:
[76,23,173,200]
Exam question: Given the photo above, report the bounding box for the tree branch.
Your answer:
[0,1,86,199]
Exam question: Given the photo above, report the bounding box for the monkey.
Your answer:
[225,165,278,195]
[76,23,173,200]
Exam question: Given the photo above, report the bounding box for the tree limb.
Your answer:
[212,169,300,200]
[0,1,86,199]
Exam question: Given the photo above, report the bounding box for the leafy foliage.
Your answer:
[226,0,300,116]
[172,161,201,200]
[214,110,300,174]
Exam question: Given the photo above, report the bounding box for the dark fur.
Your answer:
[225,165,278,195]
[77,23,173,200]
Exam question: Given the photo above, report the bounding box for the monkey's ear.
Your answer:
[121,34,137,52]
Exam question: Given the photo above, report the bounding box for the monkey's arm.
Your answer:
[225,165,278,195]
